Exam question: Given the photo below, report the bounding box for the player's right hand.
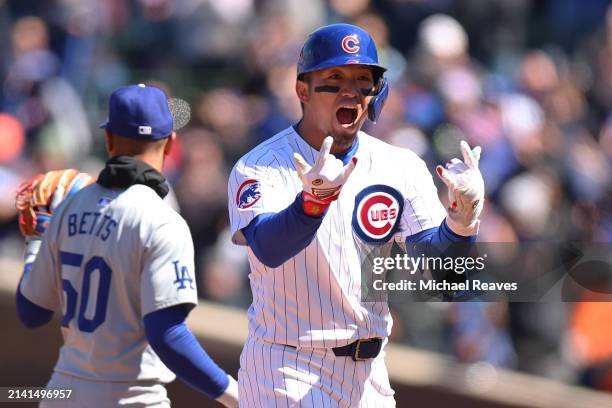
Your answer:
[293,136,357,216]
[15,169,94,237]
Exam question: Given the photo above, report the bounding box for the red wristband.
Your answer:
[301,192,331,216]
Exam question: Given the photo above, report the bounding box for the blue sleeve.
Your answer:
[16,264,54,328]
[242,193,325,268]
[143,304,229,399]
[407,218,477,244]
[406,219,477,300]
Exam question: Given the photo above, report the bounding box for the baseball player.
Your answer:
[16,84,239,407]
[228,24,485,407]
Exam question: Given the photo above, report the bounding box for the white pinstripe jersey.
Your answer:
[20,183,198,383]
[228,126,446,348]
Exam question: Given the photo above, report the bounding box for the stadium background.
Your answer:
[0,0,611,406]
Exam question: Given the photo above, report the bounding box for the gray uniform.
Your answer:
[20,183,197,406]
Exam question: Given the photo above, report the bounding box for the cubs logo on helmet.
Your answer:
[237,179,261,209]
[352,185,404,243]
[341,34,360,54]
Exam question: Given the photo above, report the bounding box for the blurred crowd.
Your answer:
[1,0,611,393]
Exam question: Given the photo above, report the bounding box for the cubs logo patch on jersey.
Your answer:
[236,179,261,209]
[352,184,404,244]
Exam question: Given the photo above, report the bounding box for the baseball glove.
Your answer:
[15,169,95,237]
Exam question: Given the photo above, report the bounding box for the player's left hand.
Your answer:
[15,169,94,237]
[436,140,485,236]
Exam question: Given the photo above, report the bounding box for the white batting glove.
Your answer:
[215,375,239,408]
[436,140,485,237]
[293,136,357,216]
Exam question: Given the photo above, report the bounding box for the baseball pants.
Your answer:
[238,336,396,407]
[39,372,171,408]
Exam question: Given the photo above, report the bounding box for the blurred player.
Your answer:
[16,84,239,407]
[228,24,484,406]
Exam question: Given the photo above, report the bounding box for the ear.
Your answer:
[104,130,114,155]
[163,132,176,156]
[295,79,310,104]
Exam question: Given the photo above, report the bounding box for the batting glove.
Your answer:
[436,140,485,236]
[293,136,357,216]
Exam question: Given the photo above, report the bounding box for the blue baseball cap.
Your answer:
[100,84,173,140]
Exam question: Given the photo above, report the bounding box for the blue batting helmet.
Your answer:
[297,23,389,123]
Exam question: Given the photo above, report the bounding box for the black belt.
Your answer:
[333,338,383,361]
[285,338,383,361]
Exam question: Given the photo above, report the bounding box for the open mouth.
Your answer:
[336,106,358,127]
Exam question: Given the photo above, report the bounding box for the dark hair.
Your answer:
[296,74,311,113]
[106,130,169,155]
[297,72,310,83]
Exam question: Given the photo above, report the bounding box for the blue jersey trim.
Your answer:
[291,123,359,165]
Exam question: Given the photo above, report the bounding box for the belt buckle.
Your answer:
[353,338,376,361]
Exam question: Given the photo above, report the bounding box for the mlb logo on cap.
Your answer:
[100,84,173,140]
